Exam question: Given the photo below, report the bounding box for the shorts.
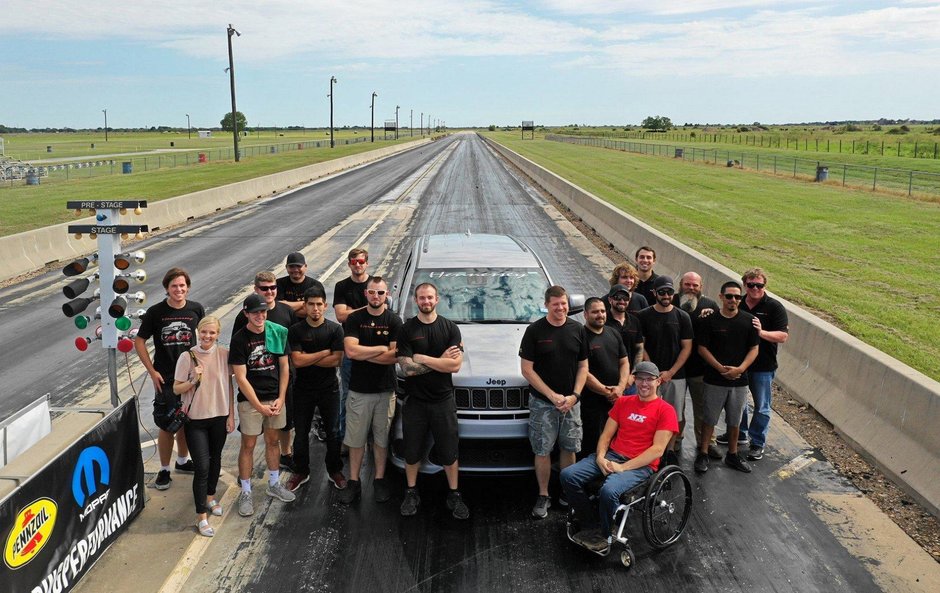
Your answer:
[702,384,749,427]
[402,396,459,466]
[237,400,287,436]
[153,383,181,433]
[343,390,395,449]
[659,378,687,423]
[528,395,582,456]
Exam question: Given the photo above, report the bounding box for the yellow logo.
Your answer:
[4,498,57,569]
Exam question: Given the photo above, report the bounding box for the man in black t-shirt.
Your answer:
[396,283,467,519]
[229,294,295,516]
[633,246,660,307]
[285,286,345,493]
[337,276,402,505]
[581,297,628,458]
[134,267,204,490]
[277,252,325,319]
[519,285,588,519]
[332,247,371,444]
[604,284,645,392]
[695,281,760,475]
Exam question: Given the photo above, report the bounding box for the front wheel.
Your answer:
[620,547,635,570]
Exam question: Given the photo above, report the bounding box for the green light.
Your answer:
[115,316,132,331]
[74,315,90,330]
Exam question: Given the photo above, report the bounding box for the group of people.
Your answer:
[133,243,788,541]
[133,248,472,537]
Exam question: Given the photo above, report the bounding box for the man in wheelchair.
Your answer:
[560,361,679,551]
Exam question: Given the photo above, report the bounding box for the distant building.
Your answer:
[198,130,212,139]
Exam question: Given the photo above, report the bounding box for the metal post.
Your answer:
[370,92,377,142]
[329,76,337,148]
[410,110,413,137]
[186,114,191,140]
[226,24,241,162]
[102,109,108,142]
[108,349,119,407]
[395,105,400,140]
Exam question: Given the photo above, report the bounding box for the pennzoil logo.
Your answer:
[4,498,57,569]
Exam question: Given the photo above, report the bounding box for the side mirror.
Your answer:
[568,293,586,315]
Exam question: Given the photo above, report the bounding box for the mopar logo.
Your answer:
[486,378,507,386]
[72,446,110,508]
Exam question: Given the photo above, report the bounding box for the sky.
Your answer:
[1,1,938,129]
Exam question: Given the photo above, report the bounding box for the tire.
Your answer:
[642,465,692,549]
[620,547,635,570]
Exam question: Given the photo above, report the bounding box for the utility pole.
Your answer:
[395,105,400,140]
[371,92,377,142]
[329,75,337,148]
[226,24,241,161]
[186,114,191,140]
[102,109,108,142]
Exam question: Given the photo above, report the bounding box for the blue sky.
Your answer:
[1,1,938,129]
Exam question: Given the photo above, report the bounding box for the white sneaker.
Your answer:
[237,491,254,517]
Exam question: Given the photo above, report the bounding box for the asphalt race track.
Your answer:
[3,134,911,592]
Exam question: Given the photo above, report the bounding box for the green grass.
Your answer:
[0,137,416,236]
[486,132,940,383]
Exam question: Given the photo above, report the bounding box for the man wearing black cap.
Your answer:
[277,252,324,319]
[229,293,295,517]
[604,284,645,394]
[560,361,678,551]
[635,275,693,459]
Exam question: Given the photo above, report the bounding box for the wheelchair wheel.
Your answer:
[642,465,692,549]
[620,547,635,570]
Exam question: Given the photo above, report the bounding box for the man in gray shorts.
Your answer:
[694,281,760,474]
[519,285,588,519]
[337,276,402,504]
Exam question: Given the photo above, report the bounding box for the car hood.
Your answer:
[453,324,527,386]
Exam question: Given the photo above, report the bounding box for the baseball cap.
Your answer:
[607,284,631,298]
[634,361,660,378]
[243,293,267,312]
[653,276,674,291]
[286,252,306,266]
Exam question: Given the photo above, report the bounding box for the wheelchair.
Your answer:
[565,464,692,570]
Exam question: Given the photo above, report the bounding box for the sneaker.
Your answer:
[716,432,749,446]
[267,481,296,503]
[328,472,348,490]
[447,491,470,520]
[707,444,724,460]
[747,445,764,461]
[237,491,254,517]
[338,479,361,504]
[400,487,421,516]
[279,454,295,473]
[286,473,310,492]
[175,459,195,473]
[373,478,391,503]
[155,469,172,490]
[572,528,608,552]
[724,452,752,473]
[532,495,551,519]
[694,452,709,473]
[557,494,569,508]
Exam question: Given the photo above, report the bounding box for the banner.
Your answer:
[1,399,145,593]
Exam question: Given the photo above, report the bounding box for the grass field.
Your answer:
[485,131,940,383]
[0,135,416,236]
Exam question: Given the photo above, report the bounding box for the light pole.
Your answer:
[102,109,108,142]
[421,112,424,136]
[370,92,377,143]
[410,109,413,137]
[186,113,191,140]
[329,75,337,148]
[395,105,400,140]
[226,24,241,162]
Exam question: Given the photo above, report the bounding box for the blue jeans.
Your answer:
[739,370,774,448]
[336,356,352,441]
[560,451,653,535]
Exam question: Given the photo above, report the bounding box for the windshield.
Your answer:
[403,268,549,323]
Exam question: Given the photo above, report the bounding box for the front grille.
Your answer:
[453,386,528,411]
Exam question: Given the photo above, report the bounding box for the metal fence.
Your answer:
[545,134,940,197]
[1,136,372,188]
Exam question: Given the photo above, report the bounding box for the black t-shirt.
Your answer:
[585,326,627,399]
[277,276,324,304]
[519,317,589,403]
[288,319,344,392]
[675,295,720,377]
[397,315,462,402]
[635,306,694,379]
[697,311,760,387]
[634,272,660,309]
[605,314,644,372]
[137,299,205,380]
[344,308,402,393]
[228,326,286,401]
[231,301,297,340]
[332,277,369,311]
[740,295,789,372]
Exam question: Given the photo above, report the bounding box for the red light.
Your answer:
[117,337,134,353]
[75,337,91,351]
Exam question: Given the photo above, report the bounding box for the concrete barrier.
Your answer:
[483,135,940,517]
[0,139,432,282]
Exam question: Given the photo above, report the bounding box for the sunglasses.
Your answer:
[349,258,367,265]
[610,295,629,301]
[656,288,675,296]
[723,293,743,301]
[746,282,765,289]
[367,289,387,296]
[257,285,277,292]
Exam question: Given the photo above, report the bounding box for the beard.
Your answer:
[679,293,699,313]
